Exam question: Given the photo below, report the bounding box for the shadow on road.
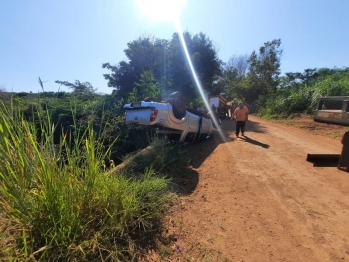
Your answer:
[170,167,199,195]
[224,118,268,138]
[188,118,268,168]
[239,135,270,148]
[164,120,229,195]
[189,131,225,169]
[246,119,269,133]
[176,116,268,194]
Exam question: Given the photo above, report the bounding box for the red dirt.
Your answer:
[150,115,349,261]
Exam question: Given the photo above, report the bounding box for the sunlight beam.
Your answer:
[174,18,227,142]
[136,0,227,142]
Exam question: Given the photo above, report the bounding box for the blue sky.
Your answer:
[1,0,348,94]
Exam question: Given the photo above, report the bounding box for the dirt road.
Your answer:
[160,115,349,261]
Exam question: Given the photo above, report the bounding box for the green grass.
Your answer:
[159,246,172,260]
[118,138,190,176]
[0,104,172,261]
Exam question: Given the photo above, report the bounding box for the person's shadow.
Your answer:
[239,135,270,149]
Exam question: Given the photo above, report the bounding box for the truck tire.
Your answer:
[168,91,186,119]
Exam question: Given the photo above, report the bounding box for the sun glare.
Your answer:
[136,0,187,22]
[136,0,226,143]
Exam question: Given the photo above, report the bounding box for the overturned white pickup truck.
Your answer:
[124,92,216,143]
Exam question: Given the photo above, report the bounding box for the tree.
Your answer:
[128,71,161,102]
[226,54,249,80]
[102,36,167,95]
[221,55,249,100]
[247,39,282,96]
[167,32,222,98]
[55,80,97,99]
[221,39,283,104]
[191,32,222,94]
[166,32,194,97]
[103,32,222,101]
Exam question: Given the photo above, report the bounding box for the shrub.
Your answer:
[0,104,171,261]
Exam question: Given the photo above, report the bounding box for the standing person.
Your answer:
[233,102,249,137]
[223,104,229,119]
[229,104,235,120]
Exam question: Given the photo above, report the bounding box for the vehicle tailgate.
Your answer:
[125,107,154,125]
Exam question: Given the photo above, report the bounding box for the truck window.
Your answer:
[320,100,343,110]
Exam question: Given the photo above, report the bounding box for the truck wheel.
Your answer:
[168,91,186,119]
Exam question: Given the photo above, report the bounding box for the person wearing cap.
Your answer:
[232,102,249,137]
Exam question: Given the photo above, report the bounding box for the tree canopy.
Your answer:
[223,39,283,104]
[102,32,222,100]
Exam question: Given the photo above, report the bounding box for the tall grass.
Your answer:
[0,104,171,261]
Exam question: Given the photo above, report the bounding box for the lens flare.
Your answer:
[174,18,226,142]
[136,0,227,142]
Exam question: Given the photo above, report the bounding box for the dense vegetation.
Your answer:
[1,30,348,261]
[4,35,349,124]
[221,39,349,117]
[256,68,349,117]
[0,101,192,260]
